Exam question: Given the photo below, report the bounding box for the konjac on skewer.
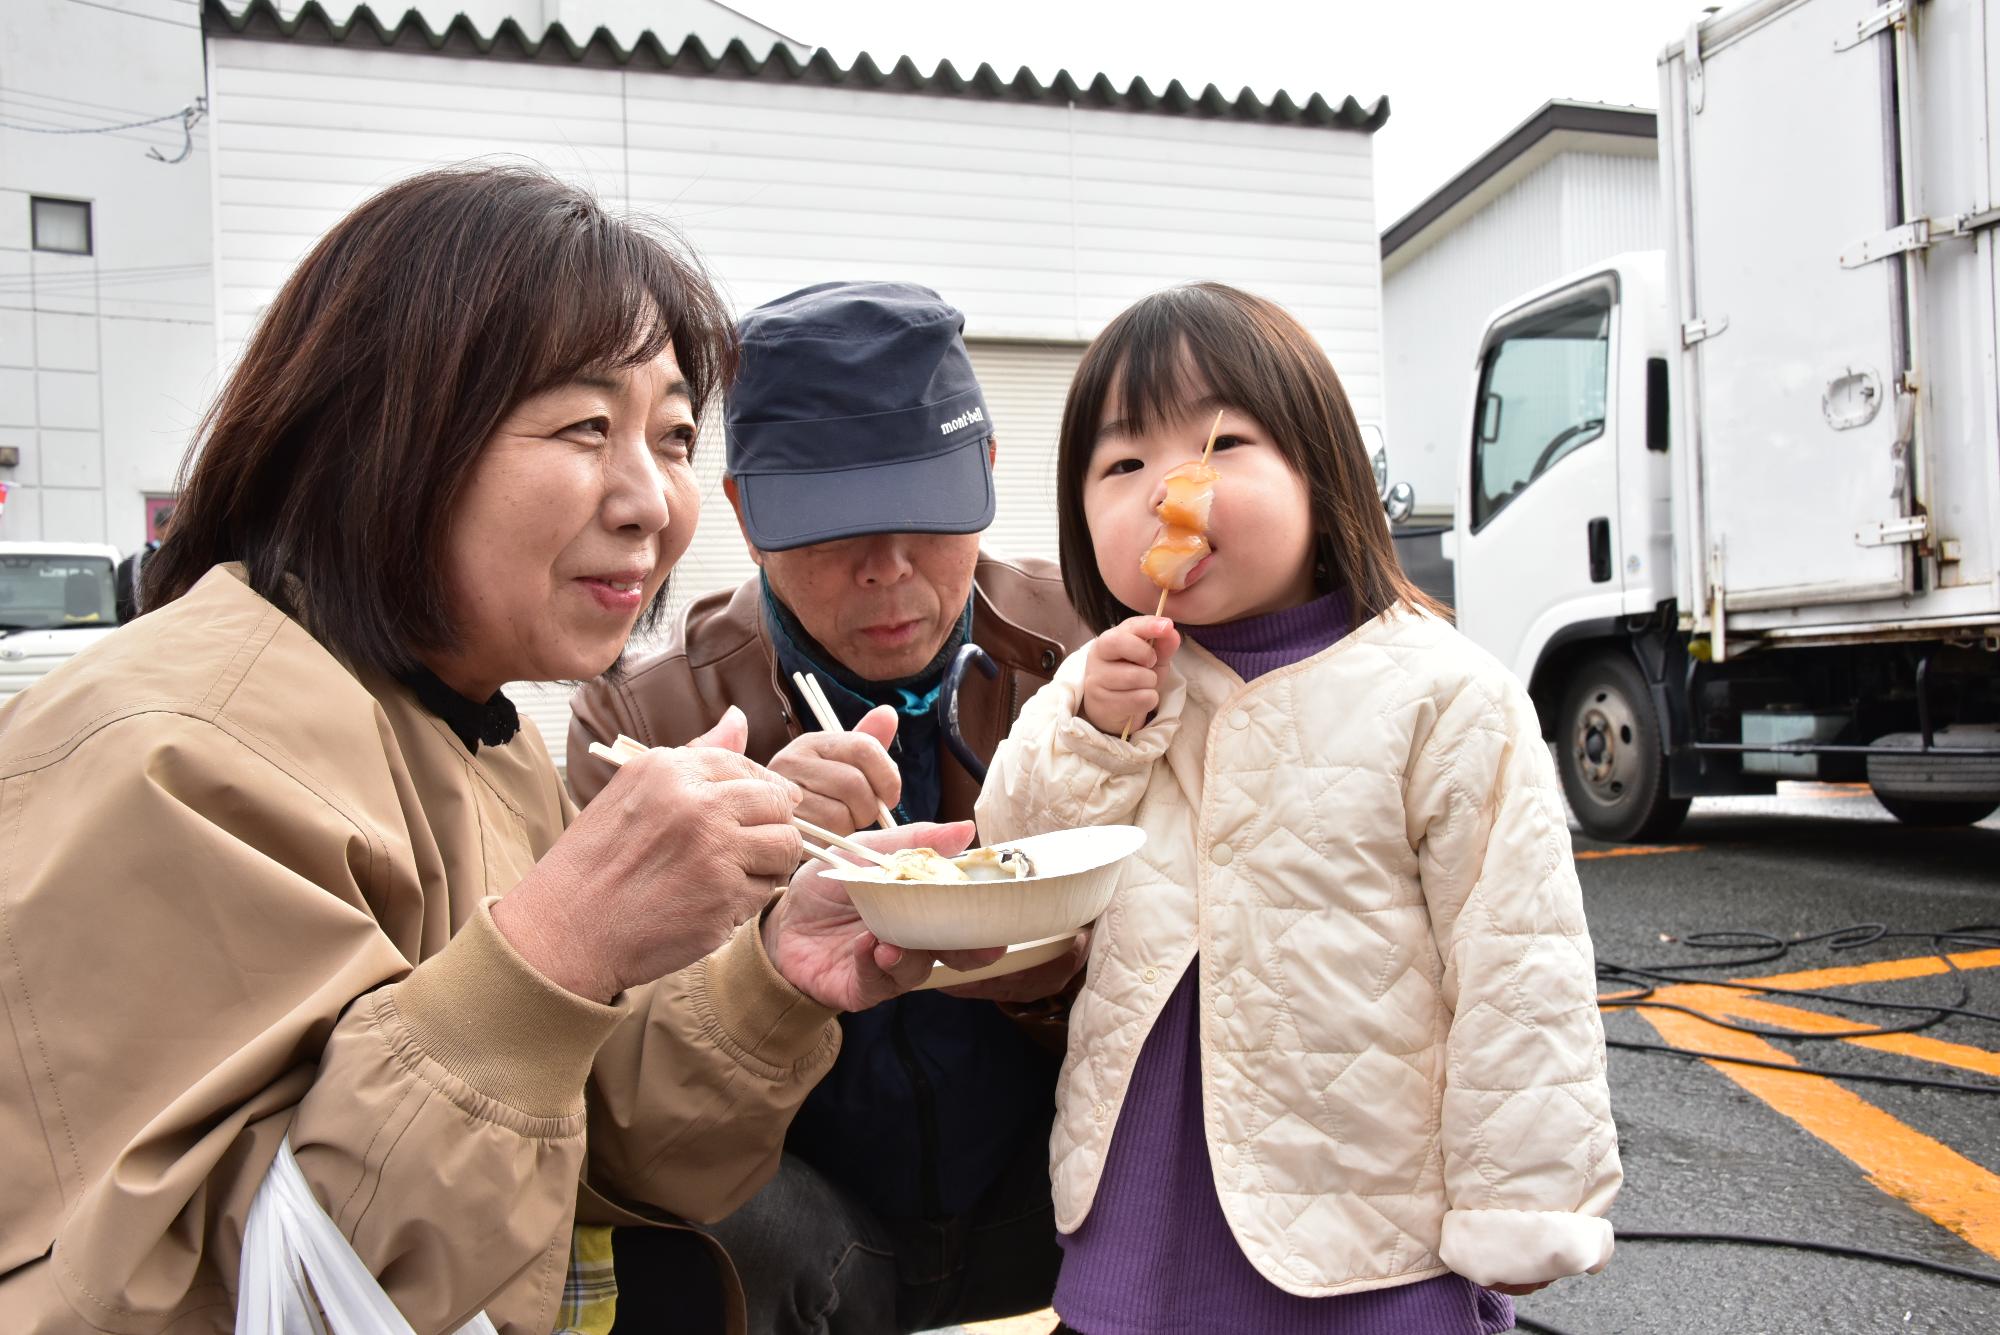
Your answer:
[1139,526,1210,591]
[1121,409,1226,740]
[1155,460,1219,531]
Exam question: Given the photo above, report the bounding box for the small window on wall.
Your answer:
[31,197,92,255]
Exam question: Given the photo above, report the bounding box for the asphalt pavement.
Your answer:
[1516,784,2000,1335]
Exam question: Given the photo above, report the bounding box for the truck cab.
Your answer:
[1450,255,1674,693]
[0,543,125,706]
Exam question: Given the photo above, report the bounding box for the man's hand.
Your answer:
[763,821,1004,1011]
[1080,615,1181,735]
[940,930,1089,1003]
[767,703,902,835]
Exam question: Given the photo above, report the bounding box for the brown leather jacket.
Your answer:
[568,554,1089,819]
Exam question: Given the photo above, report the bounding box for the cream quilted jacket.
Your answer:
[976,608,1620,1296]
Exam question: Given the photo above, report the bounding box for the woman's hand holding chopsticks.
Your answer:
[498,706,804,1003]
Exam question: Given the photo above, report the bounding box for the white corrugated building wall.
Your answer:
[1380,101,1659,524]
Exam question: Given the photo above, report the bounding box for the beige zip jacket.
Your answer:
[976,609,1620,1296]
[0,566,840,1334]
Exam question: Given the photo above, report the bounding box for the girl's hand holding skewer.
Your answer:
[1081,615,1181,736]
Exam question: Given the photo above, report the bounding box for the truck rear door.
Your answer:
[1665,0,1917,618]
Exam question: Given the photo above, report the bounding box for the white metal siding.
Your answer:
[966,340,1083,567]
[1381,150,1659,519]
[206,34,1383,423]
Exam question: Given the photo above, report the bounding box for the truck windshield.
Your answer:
[1471,288,1611,529]
[0,555,119,630]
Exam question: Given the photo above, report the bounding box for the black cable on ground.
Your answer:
[1594,924,2000,1094]
[1508,1229,2000,1334]
[1602,1037,2000,1094]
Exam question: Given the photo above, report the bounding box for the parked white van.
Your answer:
[0,543,124,705]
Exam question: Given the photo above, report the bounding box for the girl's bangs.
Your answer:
[1096,291,1262,438]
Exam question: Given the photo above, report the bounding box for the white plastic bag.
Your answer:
[237,1136,501,1335]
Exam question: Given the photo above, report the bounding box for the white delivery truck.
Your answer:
[0,543,125,705]
[1445,0,2000,840]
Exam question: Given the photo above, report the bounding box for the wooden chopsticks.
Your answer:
[791,670,900,830]
[589,733,895,873]
[791,814,895,868]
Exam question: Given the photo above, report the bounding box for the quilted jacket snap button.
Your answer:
[1142,966,1159,983]
[1228,708,1250,729]
[1209,842,1233,866]
[1221,1144,1239,1167]
[1213,993,1235,1018]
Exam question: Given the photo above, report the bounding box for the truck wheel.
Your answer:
[1558,651,1690,843]
[1871,793,1999,827]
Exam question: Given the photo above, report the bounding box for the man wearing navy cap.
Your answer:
[570,281,1090,1333]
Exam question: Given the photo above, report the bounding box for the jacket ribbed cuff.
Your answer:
[1439,1207,1616,1285]
[389,900,627,1120]
[698,914,837,1067]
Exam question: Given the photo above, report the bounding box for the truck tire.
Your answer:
[1557,650,1690,843]
[1867,727,2000,826]
[1872,793,1999,827]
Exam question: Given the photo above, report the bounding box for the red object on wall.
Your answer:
[145,494,177,542]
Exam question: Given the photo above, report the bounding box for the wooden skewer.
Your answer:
[791,815,896,868]
[1121,409,1225,742]
[792,670,900,830]
[799,840,863,869]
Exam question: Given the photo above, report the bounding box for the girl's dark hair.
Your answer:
[143,163,736,675]
[1055,281,1450,633]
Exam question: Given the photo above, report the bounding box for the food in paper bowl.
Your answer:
[817,824,1146,951]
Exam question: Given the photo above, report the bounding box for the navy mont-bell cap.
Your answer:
[724,281,996,552]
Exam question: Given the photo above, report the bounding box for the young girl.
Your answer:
[977,283,1620,1334]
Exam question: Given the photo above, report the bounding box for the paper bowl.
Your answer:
[820,824,1147,950]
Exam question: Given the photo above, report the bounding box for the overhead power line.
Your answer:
[0,95,205,162]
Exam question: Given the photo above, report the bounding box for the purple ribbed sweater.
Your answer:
[1053,591,1515,1335]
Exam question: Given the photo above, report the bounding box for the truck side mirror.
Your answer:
[1385,482,1416,525]
[1478,393,1504,444]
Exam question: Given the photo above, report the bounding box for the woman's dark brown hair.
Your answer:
[1055,281,1449,633]
[144,163,735,675]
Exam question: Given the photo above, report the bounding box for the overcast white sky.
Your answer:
[728,0,1704,226]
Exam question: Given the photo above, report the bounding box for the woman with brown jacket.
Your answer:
[0,166,995,1334]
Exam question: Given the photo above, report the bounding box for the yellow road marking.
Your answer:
[1574,843,1705,860]
[1735,948,2000,993]
[1615,982,2000,1080]
[1635,1004,2000,1261]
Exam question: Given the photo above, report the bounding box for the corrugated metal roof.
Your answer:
[205,1,1389,132]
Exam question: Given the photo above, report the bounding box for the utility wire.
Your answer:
[0,104,192,135]
[0,96,205,162]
